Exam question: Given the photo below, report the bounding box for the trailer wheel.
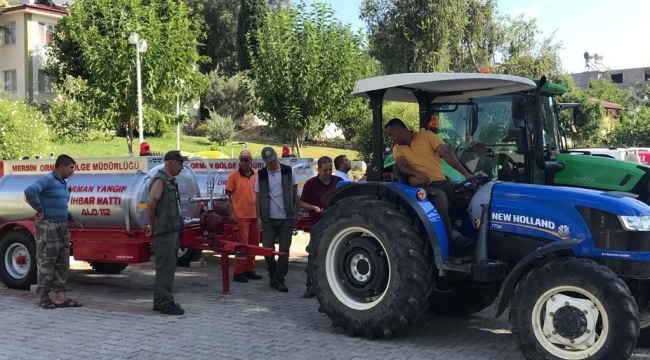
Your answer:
[307,195,434,339]
[510,258,639,360]
[0,229,36,290]
[177,248,202,267]
[89,262,128,274]
[428,282,498,317]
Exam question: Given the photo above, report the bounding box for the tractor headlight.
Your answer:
[618,215,650,231]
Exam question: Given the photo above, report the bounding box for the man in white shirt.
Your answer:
[334,155,366,181]
[254,147,301,292]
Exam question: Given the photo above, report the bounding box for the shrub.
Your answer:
[206,112,235,146]
[45,76,107,142]
[0,93,51,159]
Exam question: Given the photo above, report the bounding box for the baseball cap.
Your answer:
[164,150,187,162]
[239,149,252,159]
[261,146,278,164]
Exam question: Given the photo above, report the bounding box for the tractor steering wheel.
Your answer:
[453,174,490,194]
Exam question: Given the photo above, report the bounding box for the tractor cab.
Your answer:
[358,73,540,186]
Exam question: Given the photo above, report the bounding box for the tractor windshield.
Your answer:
[436,95,525,181]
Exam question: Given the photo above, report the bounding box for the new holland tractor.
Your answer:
[306,72,650,360]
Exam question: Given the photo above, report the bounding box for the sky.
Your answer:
[311,0,649,74]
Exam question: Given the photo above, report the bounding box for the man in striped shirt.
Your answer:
[24,154,83,309]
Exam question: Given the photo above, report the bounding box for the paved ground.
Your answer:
[1,233,650,360]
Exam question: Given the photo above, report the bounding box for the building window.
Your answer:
[611,73,623,84]
[38,22,54,44]
[38,70,53,93]
[1,21,16,45]
[3,70,17,92]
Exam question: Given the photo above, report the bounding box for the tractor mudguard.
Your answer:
[493,239,583,318]
[324,182,449,269]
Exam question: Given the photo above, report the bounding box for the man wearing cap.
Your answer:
[146,150,186,315]
[254,146,301,292]
[226,149,263,283]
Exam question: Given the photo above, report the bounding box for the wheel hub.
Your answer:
[340,236,389,298]
[15,255,26,265]
[542,294,599,350]
[552,305,588,339]
[349,254,371,282]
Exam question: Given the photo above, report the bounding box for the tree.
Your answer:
[555,75,605,146]
[586,78,634,108]
[202,69,258,120]
[46,0,207,154]
[360,0,468,73]
[184,0,240,75]
[250,1,372,156]
[360,0,563,77]
[237,0,266,72]
[206,112,236,145]
[610,108,650,147]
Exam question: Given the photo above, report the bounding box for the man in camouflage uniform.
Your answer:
[24,154,83,309]
[146,150,186,315]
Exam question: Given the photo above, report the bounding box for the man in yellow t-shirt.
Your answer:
[385,118,474,247]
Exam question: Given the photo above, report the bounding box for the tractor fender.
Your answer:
[323,182,448,270]
[493,239,582,318]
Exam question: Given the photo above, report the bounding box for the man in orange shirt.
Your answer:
[226,149,263,283]
[385,118,474,247]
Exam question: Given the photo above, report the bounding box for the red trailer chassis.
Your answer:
[0,210,285,294]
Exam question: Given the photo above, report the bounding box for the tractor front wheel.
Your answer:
[509,258,639,360]
[307,195,434,338]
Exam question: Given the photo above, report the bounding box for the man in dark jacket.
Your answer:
[146,150,186,315]
[254,147,301,292]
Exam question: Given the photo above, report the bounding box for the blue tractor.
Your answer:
[306,73,650,360]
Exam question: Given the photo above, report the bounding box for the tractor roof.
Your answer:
[352,73,537,103]
[528,78,569,96]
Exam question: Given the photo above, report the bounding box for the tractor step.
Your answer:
[442,257,508,283]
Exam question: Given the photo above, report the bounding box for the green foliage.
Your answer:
[237,0,266,72]
[250,1,373,156]
[360,0,563,77]
[202,69,258,119]
[353,101,419,160]
[45,76,108,142]
[586,78,634,108]
[185,0,239,75]
[206,112,235,145]
[0,93,51,160]
[555,75,605,146]
[46,0,207,154]
[609,108,650,147]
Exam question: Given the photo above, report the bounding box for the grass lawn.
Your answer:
[47,132,360,160]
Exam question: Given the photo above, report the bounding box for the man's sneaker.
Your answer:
[233,273,249,283]
[303,287,317,298]
[244,271,262,280]
[273,281,288,292]
[156,302,185,315]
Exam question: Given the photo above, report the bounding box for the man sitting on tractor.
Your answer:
[385,118,475,247]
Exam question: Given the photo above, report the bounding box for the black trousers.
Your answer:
[422,181,472,237]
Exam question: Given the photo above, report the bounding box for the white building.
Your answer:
[0,1,69,103]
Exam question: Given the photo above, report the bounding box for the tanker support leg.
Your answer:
[205,240,285,294]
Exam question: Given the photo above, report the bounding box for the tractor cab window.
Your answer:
[435,96,526,182]
[540,95,560,152]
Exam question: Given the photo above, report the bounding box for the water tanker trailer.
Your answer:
[0,156,283,292]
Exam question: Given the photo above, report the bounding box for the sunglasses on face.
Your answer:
[240,158,251,162]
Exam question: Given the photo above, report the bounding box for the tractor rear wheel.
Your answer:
[307,195,434,338]
[509,258,639,360]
